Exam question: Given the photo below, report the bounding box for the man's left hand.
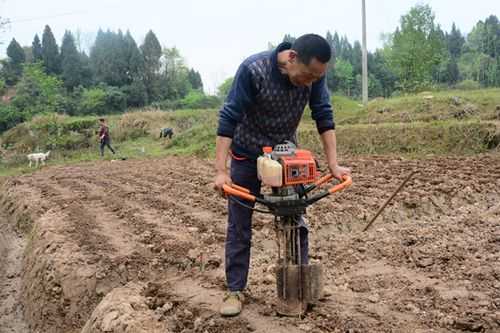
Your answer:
[328,164,351,180]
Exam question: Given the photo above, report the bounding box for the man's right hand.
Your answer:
[213,170,232,196]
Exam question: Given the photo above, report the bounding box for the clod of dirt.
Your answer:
[81,283,168,333]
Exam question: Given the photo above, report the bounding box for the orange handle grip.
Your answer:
[328,175,352,194]
[314,174,334,187]
[222,184,256,202]
[231,183,250,193]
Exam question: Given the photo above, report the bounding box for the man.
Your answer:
[98,118,116,157]
[213,34,351,316]
[159,127,174,139]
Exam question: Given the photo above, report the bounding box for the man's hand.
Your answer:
[328,163,351,180]
[213,170,232,196]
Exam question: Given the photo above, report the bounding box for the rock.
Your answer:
[162,302,173,313]
[416,257,434,268]
[349,279,370,293]
[453,319,483,332]
[323,287,333,297]
[187,227,199,233]
[367,294,380,303]
[298,323,314,331]
[266,264,277,273]
[491,312,500,325]
[193,317,203,331]
[263,274,276,285]
[101,310,119,332]
[187,249,199,261]
[183,309,193,319]
[207,255,221,268]
[246,323,256,331]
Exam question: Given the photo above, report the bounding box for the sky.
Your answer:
[0,0,498,94]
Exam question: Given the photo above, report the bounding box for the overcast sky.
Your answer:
[1,0,498,93]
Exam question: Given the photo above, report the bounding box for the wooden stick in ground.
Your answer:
[362,171,418,232]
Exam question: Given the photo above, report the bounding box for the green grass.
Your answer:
[1,89,499,177]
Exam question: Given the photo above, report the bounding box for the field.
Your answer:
[1,153,499,332]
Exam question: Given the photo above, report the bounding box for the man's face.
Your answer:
[287,52,327,87]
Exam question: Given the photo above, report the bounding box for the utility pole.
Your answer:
[362,0,368,105]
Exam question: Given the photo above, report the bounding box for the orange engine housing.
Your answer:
[280,149,317,186]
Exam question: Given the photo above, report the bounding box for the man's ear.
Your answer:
[288,50,298,63]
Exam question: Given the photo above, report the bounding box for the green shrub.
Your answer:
[79,87,107,115]
[454,80,481,90]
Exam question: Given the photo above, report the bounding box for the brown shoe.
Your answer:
[220,291,244,317]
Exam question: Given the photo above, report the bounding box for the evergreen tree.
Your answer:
[90,29,129,86]
[123,31,143,84]
[188,68,203,91]
[60,30,83,90]
[282,34,296,44]
[140,30,162,101]
[338,36,353,62]
[4,38,26,84]
[325,31,335,61]
[7,38,25,64]
[447,23,465,59]
[32,34,43,62]
[41,25,60,75]
[332,32,341,61]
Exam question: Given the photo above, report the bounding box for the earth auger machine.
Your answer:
[223,142,352,317]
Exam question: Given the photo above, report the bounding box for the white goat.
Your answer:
[27,151,51,168]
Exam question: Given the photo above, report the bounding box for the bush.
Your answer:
[454,80,481,90]
[78,86,127,115]
[178,91,221,109]
[121,80,148,107]
[113,113,150,141]
[79,87,107,115]
[104,86,127,113]
[0,104,24,134]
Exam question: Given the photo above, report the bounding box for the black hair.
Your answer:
[291,34,332,65]
[99,118,105,122]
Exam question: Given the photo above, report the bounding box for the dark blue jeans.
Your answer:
[100,138,115,156]
[225,157,309,292]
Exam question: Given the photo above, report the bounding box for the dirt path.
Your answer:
[0,214,29,333]
[1,154,499,332]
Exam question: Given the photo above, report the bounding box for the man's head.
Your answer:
[99,118,106,124]
[283,34,331,87]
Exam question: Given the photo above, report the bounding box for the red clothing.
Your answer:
[99,125,110,140]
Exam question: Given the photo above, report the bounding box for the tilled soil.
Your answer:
[0,154,499,333]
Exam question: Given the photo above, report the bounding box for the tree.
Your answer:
[32,34,43,62]
[11,63,65,119]
[332,59,354,96]
[188,68,203,91]
[217,77,234,100]
[7,38,25,64]
[140,30,162,102]
[90,29,129,87]
[370,49,397,97]
[338,36,353,62]
[283,34,296,44]
[123,31,143,84]
[60,31,84,90]
[161,47,190,100]
[41,25,61,75]
[387,4,446,91]
[447,23,465,59]
[4,38,26,84]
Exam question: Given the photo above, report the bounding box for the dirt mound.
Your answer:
[1,154,499,332]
